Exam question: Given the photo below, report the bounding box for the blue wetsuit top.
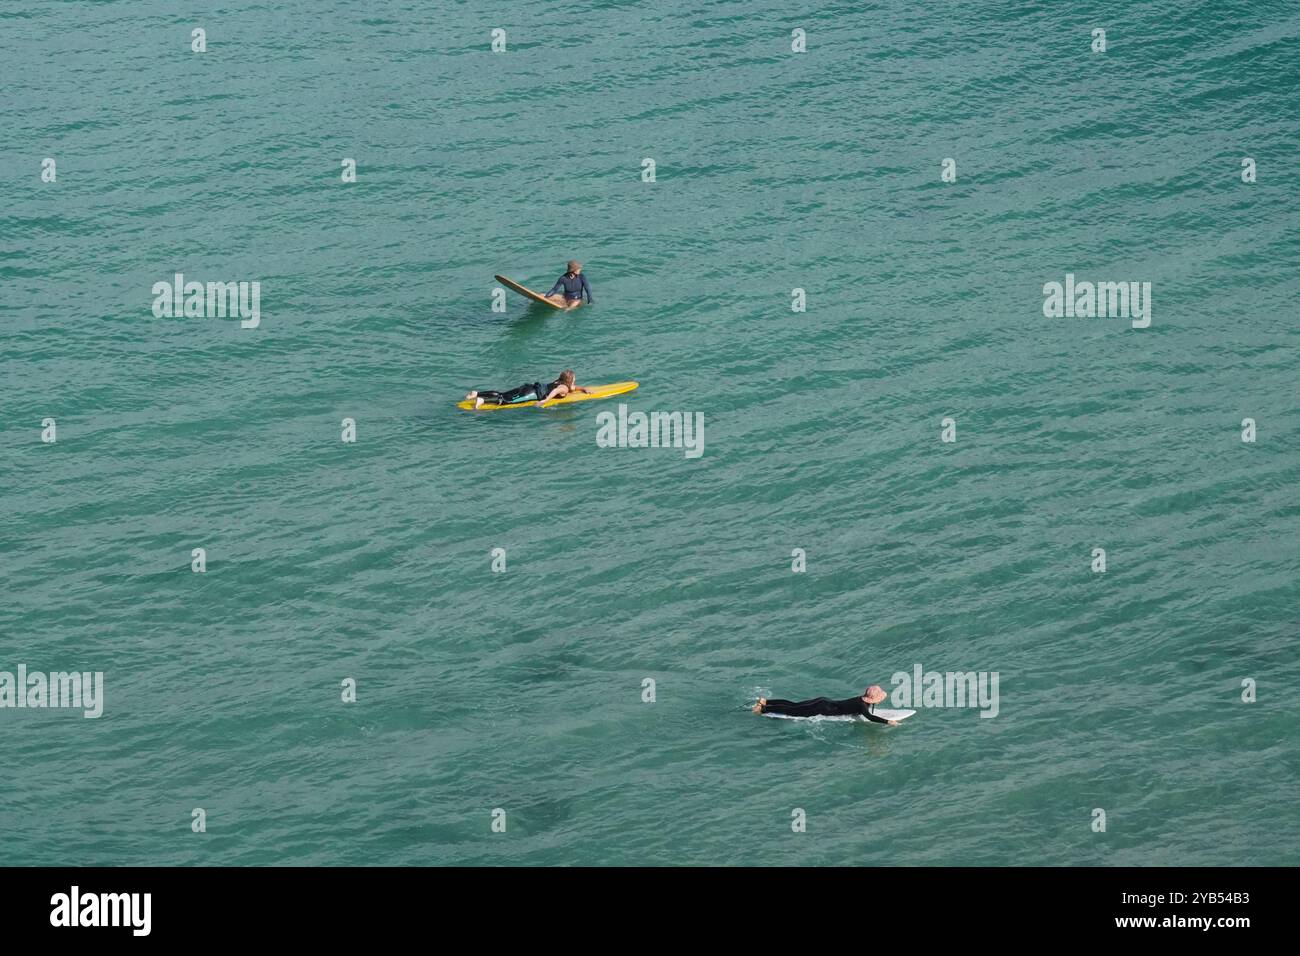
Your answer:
[547,272,593,303]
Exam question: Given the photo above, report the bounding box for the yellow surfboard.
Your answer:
[494,274,567,310]
[458,381,638,411]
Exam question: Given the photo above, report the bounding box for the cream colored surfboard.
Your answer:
[494,275,566,310]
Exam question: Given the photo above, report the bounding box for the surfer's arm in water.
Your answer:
[860,703,900,725]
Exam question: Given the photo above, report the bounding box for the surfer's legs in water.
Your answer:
[543,294,567,307]
[466,384,541,409]
[757,697,831,717]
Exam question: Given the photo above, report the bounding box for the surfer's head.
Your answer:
[863,685,887,704]
[558,369,576,387]
[567,260,581,274]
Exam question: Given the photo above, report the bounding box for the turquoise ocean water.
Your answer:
[2,1,1298,865]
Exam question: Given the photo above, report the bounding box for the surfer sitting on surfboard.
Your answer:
[753,685,899,725]
[542,261,593,310]
[465,369,591,409]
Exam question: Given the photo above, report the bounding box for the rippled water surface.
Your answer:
[2,0,1297,865]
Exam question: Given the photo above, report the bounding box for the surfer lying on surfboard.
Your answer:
[753,685,899,725]
[542,261,593,310]
[464,369,591,409]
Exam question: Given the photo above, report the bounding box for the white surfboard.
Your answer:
[867,708,915,722]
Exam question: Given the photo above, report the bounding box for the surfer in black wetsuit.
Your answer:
[465,369,590,409]
[753,685,898,725]
[543,261,593,310]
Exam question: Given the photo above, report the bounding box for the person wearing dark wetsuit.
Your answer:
[754,685,898,724]
[465,369,590,409]
[543,260,593,310]
[473,380,548,407]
